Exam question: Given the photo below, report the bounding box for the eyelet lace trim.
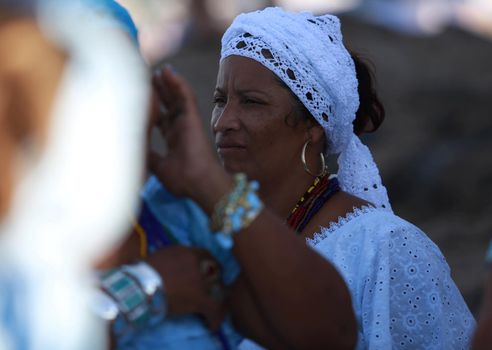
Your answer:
[307,205,379,246]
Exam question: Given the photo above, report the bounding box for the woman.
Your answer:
[147,6,474,349]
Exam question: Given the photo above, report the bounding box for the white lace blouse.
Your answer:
[241,207,475,350]
[311,206,475,349]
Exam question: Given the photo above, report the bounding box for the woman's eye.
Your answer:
[213,97,226,105]
[243,98,262,105]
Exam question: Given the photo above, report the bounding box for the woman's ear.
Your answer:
[307,123,325,145]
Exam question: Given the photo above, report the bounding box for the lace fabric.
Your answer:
[307,207,475,349]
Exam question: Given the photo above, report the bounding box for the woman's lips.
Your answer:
[216,142,246,156]
[216,140,245,147]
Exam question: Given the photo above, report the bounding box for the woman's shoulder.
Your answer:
[304,190,404,245]
[302,190,374,240]
[307,189,430,240]
[307,200,451,290]
[307,196,446,269]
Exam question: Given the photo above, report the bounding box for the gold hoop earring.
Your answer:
[301,140,327,178]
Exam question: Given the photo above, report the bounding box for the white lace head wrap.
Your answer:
[221,7,392,211]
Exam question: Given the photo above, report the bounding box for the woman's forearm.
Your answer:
[231,210,356,349]
[229,275,293,349]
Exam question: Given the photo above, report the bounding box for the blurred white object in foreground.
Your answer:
[0,2,149,349]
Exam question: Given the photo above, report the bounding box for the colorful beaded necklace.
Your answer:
[286,174,340,234]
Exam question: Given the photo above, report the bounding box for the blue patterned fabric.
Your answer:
[117,176,242,349]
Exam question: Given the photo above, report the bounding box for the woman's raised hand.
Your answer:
[149,67,216,196]
[148,66,233,214]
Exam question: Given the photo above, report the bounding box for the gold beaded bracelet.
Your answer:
[210,173,263,249]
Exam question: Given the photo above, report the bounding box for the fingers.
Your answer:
[151,65,200,133]
[152,67,184,121]
[192,247,217,262]
[147,149,166,182]
[199,259,222,284]
[192,248,227,330]
[199,293,227,331]
[191,248,222,285]
[156,65,198,112]
[152,74,177,138]
[167,69,199,116]
[152,67,180,116]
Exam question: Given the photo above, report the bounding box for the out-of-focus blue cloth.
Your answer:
[117,176,242,350]
[0,268,30,350]
[81,0,138,43]
[142,176,240,285]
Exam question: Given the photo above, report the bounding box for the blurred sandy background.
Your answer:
[120,0,492,314]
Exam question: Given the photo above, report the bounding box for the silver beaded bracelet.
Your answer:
[92,261,167,337]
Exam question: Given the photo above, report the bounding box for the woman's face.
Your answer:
[211,55,311,183]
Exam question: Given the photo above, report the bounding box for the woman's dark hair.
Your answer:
[351,52,385,135]
[278,52,385,136]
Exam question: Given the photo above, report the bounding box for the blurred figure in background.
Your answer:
[472,248,492,349]
[0,0,149,348]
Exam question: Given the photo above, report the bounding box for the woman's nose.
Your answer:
[212,102,241,133]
